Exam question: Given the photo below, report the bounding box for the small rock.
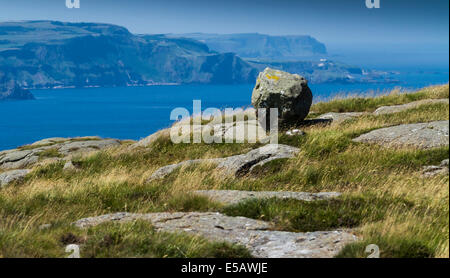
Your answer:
[0,169,31,188]
[285,129,305,136]
[422,159,450,177]
[39,224,52,230]
[316,112,365,124]
[63,161,77,171]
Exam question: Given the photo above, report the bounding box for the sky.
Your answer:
[0,0,448,68]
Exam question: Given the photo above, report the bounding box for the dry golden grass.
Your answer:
[0,85,448,257]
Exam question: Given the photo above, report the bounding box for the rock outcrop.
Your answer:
[373,99,449,115]
[73,212,357,258]
[0,169,31,187]
[147,144,299,181]
[0,84,35,101]
[251,68,313,127]
[315,98,449,124]
[316,112,367,124]
[0,137,121,170]
[353,121,449,149]
[193,190,341,205]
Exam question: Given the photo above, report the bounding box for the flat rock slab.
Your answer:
[0,137,121,170]
[317,112,366,124]
[147,144,299,181]
[194,190,341,205]
[74,212,357,258]
[373,99,449,115]
[353,121,449,149]
[0,169,31,187]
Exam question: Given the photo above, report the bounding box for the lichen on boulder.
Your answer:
[251,68,313,127]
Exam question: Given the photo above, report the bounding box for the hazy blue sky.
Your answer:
[0,0,448,43]
[0,0,448,68]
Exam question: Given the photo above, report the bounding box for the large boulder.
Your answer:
[251,68,313,127]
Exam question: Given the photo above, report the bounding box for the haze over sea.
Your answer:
[0,71,448,150]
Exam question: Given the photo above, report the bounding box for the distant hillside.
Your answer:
[0,82,34,100]
[168,33,327,60]
[0,21,258,88]
[0,21,392,88]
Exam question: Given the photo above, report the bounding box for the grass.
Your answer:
[222,194,415,232]
[0,85,448,258]
[0,219,251,258]
[311,84,449,114]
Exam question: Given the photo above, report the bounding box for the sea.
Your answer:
[0,71,448,150]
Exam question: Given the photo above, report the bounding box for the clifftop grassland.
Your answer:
[0,85,448,258]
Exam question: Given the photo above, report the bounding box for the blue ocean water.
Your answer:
[0,71,448,150]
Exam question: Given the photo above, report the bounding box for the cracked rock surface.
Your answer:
[0,169,31,187]
[193,190,342,205]
[147,144,299,181]
[0,137,121,170]
[74,212,357,258]
[352,121,449,149]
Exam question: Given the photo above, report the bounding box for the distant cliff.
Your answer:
[0,83,34,100]
[0,21,258,88]
[0,21,392,88]
[169,33,327,60]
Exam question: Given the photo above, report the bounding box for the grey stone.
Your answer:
[0,137,121,170]
[73,212,357,258]
[353,121,449,149]
[63,161,77,171]
[131,129,169,148]
[30,137,69,146]
[0,169,31,187]
[217,144,300,177]
[58,139,120,155]
[147,144,299,181]
[193,190,342,205]
[251,68,313,127]
[317,112,366,124]
[422,159,450,177]
[285,129,305,136]
[39,224,52,230]
[0,150,39,170]
[148,158,222,181]
[373,99,449,115]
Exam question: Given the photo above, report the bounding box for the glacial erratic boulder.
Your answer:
[251,68,313,127]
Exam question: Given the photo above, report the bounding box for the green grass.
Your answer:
[222,195,414,232]
[0,220,251,258]
[311,85,449,114]
[36,148,64,159]
[0,85,448,258]
[336,236,434,258]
